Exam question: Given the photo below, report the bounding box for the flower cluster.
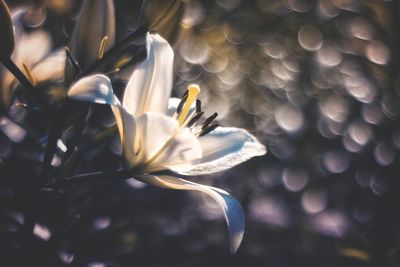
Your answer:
[0,0,266,254]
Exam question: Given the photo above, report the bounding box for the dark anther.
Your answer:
[182,89,189,99]
[199,123,219,137]
[176,91,189,113]
[187,111,204,127]
[196,99,202,113]
[202,112,218,129]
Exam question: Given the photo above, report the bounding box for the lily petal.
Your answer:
[111,106,138,167]
[138,174,245,253]
[134,112,202,171]
[123,33,174,117]
[68,74,120,106]
[166,97,196,117]
[180,127,266,175]
[70,0,115,69]
[149,127,202,173]
[31,48,66,83]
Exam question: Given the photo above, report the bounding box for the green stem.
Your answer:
[79,26,147,77]
[50,168,133,187]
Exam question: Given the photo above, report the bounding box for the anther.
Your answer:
[176,91,188,114]
[182,90,189,99]
[199,123,219,137]
[202,112,218,129]
[196,99,202,113]
[187,111,204,127]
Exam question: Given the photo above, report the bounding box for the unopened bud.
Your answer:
[0,0,14,59]
[139,0,182,31]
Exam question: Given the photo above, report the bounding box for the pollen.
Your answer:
[178,84,200,126]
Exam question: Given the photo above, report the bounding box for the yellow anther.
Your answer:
[22,63,36,86]
[178,84,200,126]
[97,36,109,59]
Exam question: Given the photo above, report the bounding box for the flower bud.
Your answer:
[139,0,182,31]
[0,0,14,59]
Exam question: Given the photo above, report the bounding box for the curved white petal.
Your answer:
[68,74,120,106]
[180,127,266,175]
[134,112,201,171]
[15,30,51,69]
[31,48,66,83]
[150,127,202,172]
[123,33,174,116]
[138,174,245,253]
[111,106,138,168]
[11,9,26,44]
[70,0,115,69]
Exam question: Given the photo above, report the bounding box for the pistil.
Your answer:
[178,84,200,126]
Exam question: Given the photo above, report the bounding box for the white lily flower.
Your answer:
[1,9,66,106]
[68,33,266,253]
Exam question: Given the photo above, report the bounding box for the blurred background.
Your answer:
[1,0,400,266]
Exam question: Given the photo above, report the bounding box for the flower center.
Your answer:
[175,84,219,137]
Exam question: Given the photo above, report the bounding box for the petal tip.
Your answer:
[229,231,244,254]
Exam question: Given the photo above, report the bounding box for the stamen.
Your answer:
[178,84,200,125]
[199,123,219,137]
[182,89,189,99]
[176,90,188,114]
[202,112,218,129]
[97,36,109,59]
[22,63,36,86]
[187,111,204,127]
[16,102,28,109]
[15,102,41,111]
[196,99,202,113]
[115,55,132,70]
